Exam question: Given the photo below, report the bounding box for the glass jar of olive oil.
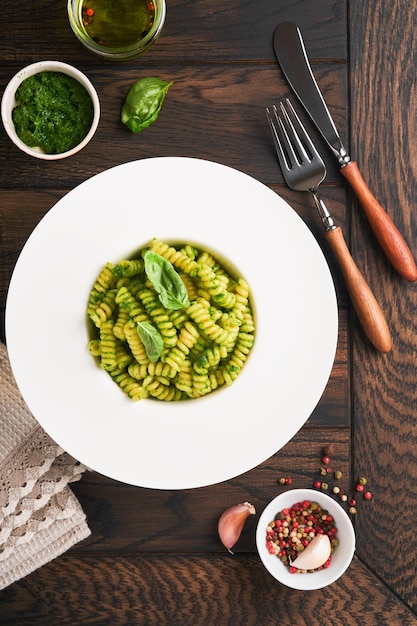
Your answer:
[67,0,166,60]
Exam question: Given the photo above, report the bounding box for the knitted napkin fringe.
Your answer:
[0,487,91,590]
[0,342,91,588]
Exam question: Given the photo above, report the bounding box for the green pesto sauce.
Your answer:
[12,71,94,155]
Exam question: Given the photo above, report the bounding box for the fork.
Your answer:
[266,100,391,353]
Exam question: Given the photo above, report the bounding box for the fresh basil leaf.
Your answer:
[144,250,190,310]
[136,321,164,363]
[121,77,173,134]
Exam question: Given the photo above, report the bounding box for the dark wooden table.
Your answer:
[1,1,417,624]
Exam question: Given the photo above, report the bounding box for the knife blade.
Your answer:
[273,21,417,282]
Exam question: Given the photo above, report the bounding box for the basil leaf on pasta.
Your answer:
[137,321,164,363]
[144,250,190,310]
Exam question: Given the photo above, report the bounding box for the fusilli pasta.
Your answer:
[87,239,255,402]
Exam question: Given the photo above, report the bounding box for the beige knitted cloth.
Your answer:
[0,342,91,589]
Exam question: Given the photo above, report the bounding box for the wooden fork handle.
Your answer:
[341,161,417,282]
[325,226,392,353]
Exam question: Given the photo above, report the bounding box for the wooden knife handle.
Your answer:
[341,161,417,282]
[325,226,392,353]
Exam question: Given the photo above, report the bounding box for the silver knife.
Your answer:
[273,21,417,282]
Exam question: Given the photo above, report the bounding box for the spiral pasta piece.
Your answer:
[112,259,143,278]
[192,371,211,397]
[113,307,130,341]
[187,301,230,345]
[89,289,118,328]
[150,239,198,275]
[124,319,149,365]
[128,362,148,380]
[180,244,198,260]
[116,287,147,322]
[164,321,200,374]
[193,344,225,375]
[87,262,115,320]
[88,339,101,356]
[109,368,148,401]
[240,310,255,334]
[179,271,199,301]
[193,264,236,310]
[169,309,188,329]
[175,359,193,396]
[147,360,175,379]
[196,251,216,268]
[99,320,118,371]
[222,331,255,386]
[231,278,250,322]
[144,376,183,401]
[115,341,133,369]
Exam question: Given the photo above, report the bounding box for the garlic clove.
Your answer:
[291,533,331,570]
[218,502,256,554]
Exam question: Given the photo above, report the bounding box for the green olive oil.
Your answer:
[79,0,155,48]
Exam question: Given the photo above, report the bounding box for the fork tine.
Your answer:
[277,103,310,168]
[266,99,327,191]
[279,99,322,164]
[266,99,322,168]
[265,105,293,174]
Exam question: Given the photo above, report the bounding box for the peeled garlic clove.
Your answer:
[291,533,331,570]
[218,502,256,554]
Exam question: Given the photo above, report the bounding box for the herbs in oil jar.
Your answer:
[80,0,155,48]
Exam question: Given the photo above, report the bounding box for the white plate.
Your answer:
[6,157,338,489]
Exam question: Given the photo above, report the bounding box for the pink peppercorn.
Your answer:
[313,481,321,489]
[356,484,365,492]
[364,491,372,500]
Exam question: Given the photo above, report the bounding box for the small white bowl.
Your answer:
[1,61,100,160]
[256,488,355,590]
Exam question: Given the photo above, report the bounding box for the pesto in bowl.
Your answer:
[12,71,94,155]
[1,61,100,160]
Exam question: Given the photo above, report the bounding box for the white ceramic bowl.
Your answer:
[256,488,355,590]
[1,60,100,160]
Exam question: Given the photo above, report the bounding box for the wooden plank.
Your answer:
[0,0,347,63]
[1,555,415,626]
[350,0,417,612]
